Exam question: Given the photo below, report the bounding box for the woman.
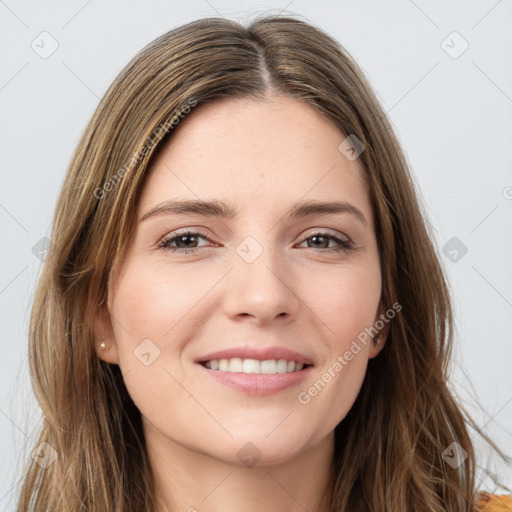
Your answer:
[16,14,511,512]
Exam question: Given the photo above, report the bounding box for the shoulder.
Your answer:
[476,492,512,511]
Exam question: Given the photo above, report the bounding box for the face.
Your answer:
[96,94,386,467]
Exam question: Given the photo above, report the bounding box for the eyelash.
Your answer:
[157,229,354,254]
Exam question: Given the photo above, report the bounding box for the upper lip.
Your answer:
[196,346,314,366]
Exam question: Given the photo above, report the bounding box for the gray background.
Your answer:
[1,0,511,508]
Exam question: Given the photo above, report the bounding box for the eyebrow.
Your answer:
[140,198,368,225]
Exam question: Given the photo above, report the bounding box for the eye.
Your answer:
[296,231,354,253]
[157,230,212,254]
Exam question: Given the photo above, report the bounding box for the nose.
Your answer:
[222,238,300,325]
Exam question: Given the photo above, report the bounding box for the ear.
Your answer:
[93,304,119,364]
[368,300,390,359]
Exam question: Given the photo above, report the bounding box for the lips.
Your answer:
[196,346,314,367]
[196,357,313,396]
[195,346,314,395]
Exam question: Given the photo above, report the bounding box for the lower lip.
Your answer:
[195,363,314,396]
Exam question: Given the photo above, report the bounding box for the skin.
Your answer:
[95,93,387,512]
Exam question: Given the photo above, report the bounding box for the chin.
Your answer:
[203,429,311,468]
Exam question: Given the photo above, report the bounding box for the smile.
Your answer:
[201,358,309,374]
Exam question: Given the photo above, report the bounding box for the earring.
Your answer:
[100,339,106,350]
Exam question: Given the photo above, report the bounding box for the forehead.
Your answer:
[138,95,372,225]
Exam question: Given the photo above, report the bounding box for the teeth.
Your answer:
[276,359,288,373]
[242,358,260,373]
[260,360,276,374]
[204,358,307,374]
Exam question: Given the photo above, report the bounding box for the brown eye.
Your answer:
[298,231,353,253]
[158,230,211,253]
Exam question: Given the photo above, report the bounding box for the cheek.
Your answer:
[108,259,227,415]
[297,262,380,421]
[110,259,205,354]
[310,260,382,343]
[107,262,201,428]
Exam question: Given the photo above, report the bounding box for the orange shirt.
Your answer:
[476,492,512,511]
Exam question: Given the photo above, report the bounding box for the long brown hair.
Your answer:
[16,14,510,511]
